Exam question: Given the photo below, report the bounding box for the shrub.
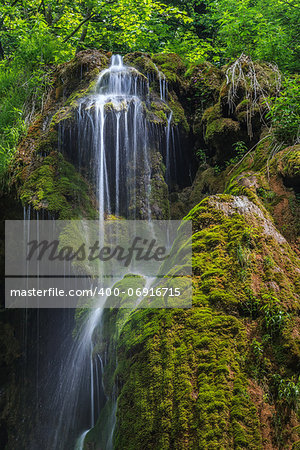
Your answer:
[267,76,300,145]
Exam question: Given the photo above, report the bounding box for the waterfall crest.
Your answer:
[75,55,152,219]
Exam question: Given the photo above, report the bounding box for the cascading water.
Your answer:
[29,55,183,450]
[73,54,152,219]
[71,55,161,449]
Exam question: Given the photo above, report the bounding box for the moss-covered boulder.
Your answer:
[219,138,300,247]
[16,151,97,218]
[189,165,226,207]
[276,145,300,191]
[53,49,109,101]
[219,55,280,125]
[187,61,224,106]
[124,52,189,133]
[87,194,300,449]
[152,52,187,90]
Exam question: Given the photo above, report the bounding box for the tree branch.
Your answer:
[63,14,94,43]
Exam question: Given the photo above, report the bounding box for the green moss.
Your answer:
[149,152,170,219]
[186,62,224,90]
[83,194,300,449]
[110,307,262,449]
[277,146,300,180]
[152,52,186,85]
[54,49,108,100]
[205,117,240,143]
[149,108,168,124]
[104,100,129,113]
[124,53,158,78]
[224,175,263,208]
[202,102,222,123]
[18,151,97,218]
[168,92,189,132]
[64,81,97,107]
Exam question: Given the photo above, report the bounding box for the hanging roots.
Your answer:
[225,54,281,139]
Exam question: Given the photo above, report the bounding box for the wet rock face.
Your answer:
[12,50,111,219]
[54,49,110,100]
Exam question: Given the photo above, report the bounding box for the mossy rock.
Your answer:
[113,308,262,449]
[276,145,300,190]
[168,91,189,133]
[204,116,241,161]
[189,166,227,207]
[149,151,170,219]
[220,58,280,108]
[85,194,300,449]
[146,100,170,126]
[206,118,240,143]
[53,49,109,101]
[152,52,186,87]
[202,102,222,124]
[18,151,97,218]
[123,52,158,79]
[222,138,300,245]
[186,61,225,108]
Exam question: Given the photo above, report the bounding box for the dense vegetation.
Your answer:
[0,0,299,178]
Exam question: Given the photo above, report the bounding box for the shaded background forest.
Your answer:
[0,0,299,182]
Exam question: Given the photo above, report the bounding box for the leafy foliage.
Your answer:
[260,294,289,337]
[0,0,299,178]
[267,76,300,145]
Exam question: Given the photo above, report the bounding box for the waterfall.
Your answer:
[71,55,155,449]
[153,61,167,102]
[166,111,173,185]
[30,55,183,450]
[74,54,152,219]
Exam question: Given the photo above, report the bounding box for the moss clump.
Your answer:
[186,62,225,111]
[64,80,98,107]
[54,49,108,100]
[202,102,222,123]
[123,52,158,79]
[149,152,170,219]
[124,52,190,133]
[152,53,186,85]
[168,92,189,133]
[18,151,97,218]
[104,100,129,113]
[146,103,169,126]
[202,111,241,161]
[277,145,300,186]
[202,103,240,145]
[206,117,240,143]
[189,166,227,207]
